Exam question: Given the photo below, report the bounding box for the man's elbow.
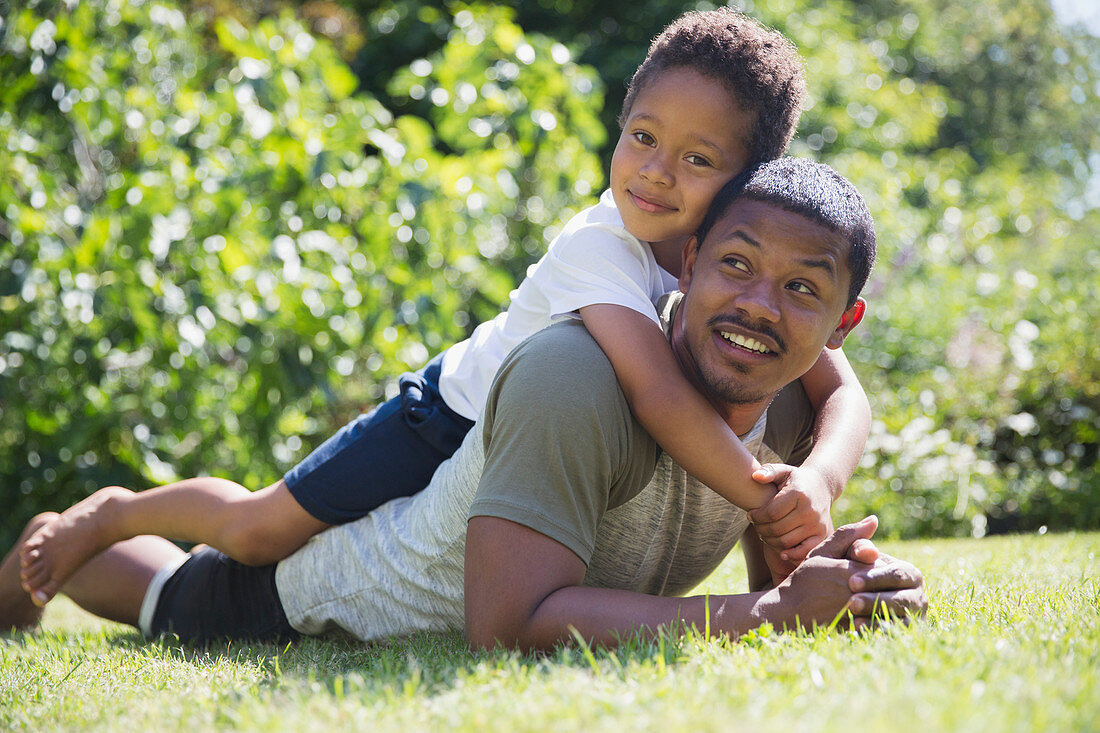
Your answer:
[464,616,528,652]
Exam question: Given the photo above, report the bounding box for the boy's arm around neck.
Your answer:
[579,303,774,511]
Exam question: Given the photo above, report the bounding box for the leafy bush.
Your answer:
[0,0,602,547]
[2,0,1097,547]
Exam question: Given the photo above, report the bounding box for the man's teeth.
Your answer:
[720,331,770,354]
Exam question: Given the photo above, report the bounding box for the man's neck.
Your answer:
[704,389,773,439]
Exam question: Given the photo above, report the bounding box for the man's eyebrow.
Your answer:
[796,256,837,278]
[730,230,762,248]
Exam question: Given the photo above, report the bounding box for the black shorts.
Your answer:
[149,548,299,643]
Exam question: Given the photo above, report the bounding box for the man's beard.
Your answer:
[690,314,783,406]
[690,358,770,406]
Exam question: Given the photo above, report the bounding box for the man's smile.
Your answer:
[719,329,771,354]
[707,315,785,361]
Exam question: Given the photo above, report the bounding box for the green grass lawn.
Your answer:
[2,531,1098,731]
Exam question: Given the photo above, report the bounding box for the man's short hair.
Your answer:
[619,8,805,166]
[697,157,877,308]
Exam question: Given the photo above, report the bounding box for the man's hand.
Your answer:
[749,463,835,563]
[757,516,928,632]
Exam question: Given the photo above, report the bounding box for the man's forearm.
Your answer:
[499,585,769,652]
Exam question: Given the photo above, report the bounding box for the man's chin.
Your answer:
[701,374,771,407]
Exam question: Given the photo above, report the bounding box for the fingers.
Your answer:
[846,538,880,565]
[849,559,924,593]
[757,519,816,548]
[751,463,792,485]
[748,487,799,525]
[807,515,878,560]
[778,535,820,562]
[846,589,928,619]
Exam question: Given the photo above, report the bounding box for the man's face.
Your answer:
[610,67,754,260]
[672,198,865,413]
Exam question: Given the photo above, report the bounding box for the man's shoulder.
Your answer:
[475,319,659,565]
[501,320,618,390]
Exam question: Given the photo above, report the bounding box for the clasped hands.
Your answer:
[747,461,928,630]
[757,514,929,631]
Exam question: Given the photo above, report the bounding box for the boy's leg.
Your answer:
[2,513,182,631]
[20,478,328,605]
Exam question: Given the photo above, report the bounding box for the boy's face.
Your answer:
[672,198,864,417]
[610,67,754,262]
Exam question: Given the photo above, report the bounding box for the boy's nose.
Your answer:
[639,153,673,186]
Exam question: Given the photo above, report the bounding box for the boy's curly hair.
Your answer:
[619,8,805,165]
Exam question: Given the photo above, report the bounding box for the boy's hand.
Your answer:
[749,463,834,563]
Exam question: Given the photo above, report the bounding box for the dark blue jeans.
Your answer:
[283,355,475,524]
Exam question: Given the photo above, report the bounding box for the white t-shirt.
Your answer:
[438,189,678,420]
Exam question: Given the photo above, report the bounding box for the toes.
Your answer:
[34,580,62,607]
[19,563,50,593]
[19,545,41,569]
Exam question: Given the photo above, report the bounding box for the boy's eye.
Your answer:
[685,154,712,168]
[632,131,656,146]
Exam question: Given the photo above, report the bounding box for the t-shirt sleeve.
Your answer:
[762,380,816,465]
[537,224,662,325]
[469,320,658,564]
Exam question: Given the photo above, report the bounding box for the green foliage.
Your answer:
[2,0,1098,544]
[0,0,602,547]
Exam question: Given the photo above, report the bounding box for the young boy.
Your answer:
[18,9,869,606]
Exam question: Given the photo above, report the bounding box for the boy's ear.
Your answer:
[678,235,700,293]
[826,298,866,349]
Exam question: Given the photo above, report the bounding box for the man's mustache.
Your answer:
[705,314,786,354]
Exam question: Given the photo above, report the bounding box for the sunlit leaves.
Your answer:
[0,0,601,546]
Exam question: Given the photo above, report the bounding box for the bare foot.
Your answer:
[1,513,56,632]
[19,487,134,607]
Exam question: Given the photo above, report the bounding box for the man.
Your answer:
[0,159,927,646]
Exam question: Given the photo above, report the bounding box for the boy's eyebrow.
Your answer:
[728,230,839,279]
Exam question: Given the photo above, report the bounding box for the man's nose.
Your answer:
[734,279,782,323]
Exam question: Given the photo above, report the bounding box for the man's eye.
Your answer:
[723,257,750,272]
[632,131,655,146]
[788,281,815,295]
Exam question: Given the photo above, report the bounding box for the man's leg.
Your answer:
[3,513,183,631]
[1,513,54,630]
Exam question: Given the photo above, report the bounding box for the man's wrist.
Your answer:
[747,588,782,631]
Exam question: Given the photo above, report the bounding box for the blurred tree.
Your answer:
[0,0,602,548]
[2,0,1098,546]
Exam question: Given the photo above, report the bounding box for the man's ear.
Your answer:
[678,235,700,293]
[826,297,866,349]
